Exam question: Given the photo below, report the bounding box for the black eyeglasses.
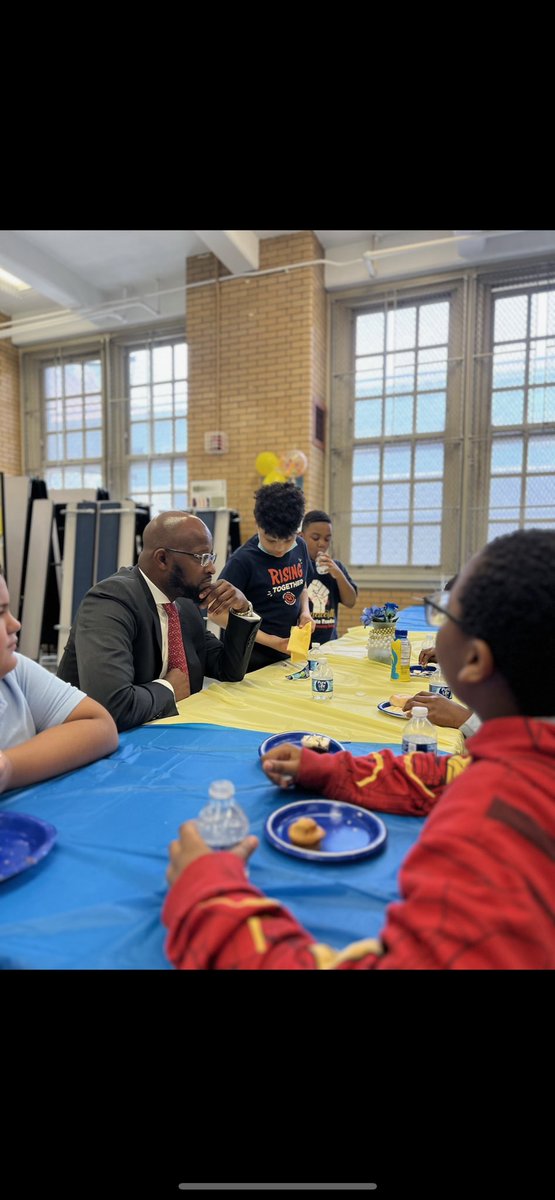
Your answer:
[424,590,464,628]
[162,548,217,567]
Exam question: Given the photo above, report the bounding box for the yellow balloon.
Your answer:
[262,469,287,484]
[255,451,279,476]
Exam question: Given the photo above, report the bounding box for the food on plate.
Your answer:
[300,733,331,752]
[288,816,326,849]
[390,693,410,708]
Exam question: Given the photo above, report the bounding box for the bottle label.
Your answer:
[402,739,437,754]
[429,684,453,699]
[313,679,333,694]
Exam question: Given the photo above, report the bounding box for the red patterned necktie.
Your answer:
[163,602,190,679]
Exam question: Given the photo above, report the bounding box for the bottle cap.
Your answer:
[396,629,408,637]
[208,779,235,801]
[411,706,428,717]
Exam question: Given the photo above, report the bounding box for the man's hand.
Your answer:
[0,750,14,796]
[166,668,192,702]
[166,820,259,887]
[198,579,250,616]
[262,743,302,786]
[403,692,472,728]
[418,647,437,666]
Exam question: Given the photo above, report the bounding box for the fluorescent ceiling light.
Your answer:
[0,266,32,292]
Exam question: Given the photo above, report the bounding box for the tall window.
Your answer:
[351,298,454,567]
[127,339,188,515]
[42,354,103,489]
[488,287,555,541]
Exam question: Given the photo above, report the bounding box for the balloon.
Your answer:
[281,449,308,478]
[262,469,287,484]
[255,451,279,476]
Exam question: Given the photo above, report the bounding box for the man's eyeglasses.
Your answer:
[163,548,217,567]
[424,590,464,628]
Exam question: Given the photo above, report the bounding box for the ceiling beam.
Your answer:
[194,230,259,274]
[0,231,103,308]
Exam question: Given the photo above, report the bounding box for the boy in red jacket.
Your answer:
[163,529,555,969]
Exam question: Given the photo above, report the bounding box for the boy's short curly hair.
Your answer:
[254,482,305,538]
[302,510,331,529]
[458,528,555,715]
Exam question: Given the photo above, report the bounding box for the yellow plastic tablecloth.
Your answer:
[155,625,464,754]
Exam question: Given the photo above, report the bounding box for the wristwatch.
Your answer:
[230,600,254,617]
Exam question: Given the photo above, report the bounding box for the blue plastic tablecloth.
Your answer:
[396,604,437,633]
[0,724,424,969]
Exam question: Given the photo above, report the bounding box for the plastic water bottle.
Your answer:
[195,780,249,850]
[312,656,334,701]
[308,642,322,676]
[402,706,437,754]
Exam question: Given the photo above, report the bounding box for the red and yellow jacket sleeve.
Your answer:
[295,746,470,815]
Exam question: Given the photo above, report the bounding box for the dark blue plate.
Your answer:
[265,799,387,862]
[258,730,345,757]
[0,812,57,883]
[410,664,438,677]
[377,700,410,719]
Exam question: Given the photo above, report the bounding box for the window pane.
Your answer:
[531,291,555,339]
[412,525,441,564]
[65,399,83,429]
[383,443,411,479]
[64,362,82,396]
[352,485,379,521]
[387,307,416,351]
[173,492,188,509]
[413,481,442,521]
[131,422,150,455]
[351,525,377,564]
[65,467,83,487]
[85,396,102,427]
[380,526,408,564]
[353,447,380,481]
[356,313,384,356]
[153,383,173,418]
[44,365,62,399]
[491,438,523,474]
[416,392,446,433]
[45,401,63,431]
[384,394,413,437]
[175,419,187,452]
[488,521,520,541]
[66,432,83,459]
[529,339,555,386]
[494,295,528,343]
[355,358,383,398]
[130,386,149,420]
[174,383,187,416]
[385,350,415,394]
[415,442,444,477]
[154,421,173,453]
[527,435,555,471]
[86,430,102,458]
[84,465,102,487]
[46,468,62,488]
[489,475,521,522]
[174,460,188,488]
[418,302,449,347]
[150,493,171,516]
[381,483,410,523]
[527,386,555,424]
[151,459,171,488]
[355,398,382,438]
[129,349,150,386]
[152,346,173,383]
[46,432,62,460]
[525,474,555,520]
[492,390,524,426]
[417,348,448,392]
[130,462,149,491]
[174,343,188,379]
[84,361,101,393]
[493,343,526,389]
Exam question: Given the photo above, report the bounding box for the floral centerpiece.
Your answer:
[361,603,400,663]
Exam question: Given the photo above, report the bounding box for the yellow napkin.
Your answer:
[287,623,312,662]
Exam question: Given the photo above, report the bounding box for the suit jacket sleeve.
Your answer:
[204,610,261,681]
[73,592,178,730]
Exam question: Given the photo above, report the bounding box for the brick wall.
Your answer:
[0,314,22,475]
[186,232,327,542]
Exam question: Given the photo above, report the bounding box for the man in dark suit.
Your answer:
[58,511,261,731]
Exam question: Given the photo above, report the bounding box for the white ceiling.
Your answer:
[1,229,554,345]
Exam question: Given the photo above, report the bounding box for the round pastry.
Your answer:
[301,734,331,752]
[288,816,326,849]
[390,693,410,709]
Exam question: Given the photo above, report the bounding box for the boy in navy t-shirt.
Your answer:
[302,510,357,643]
[217,482,313,671]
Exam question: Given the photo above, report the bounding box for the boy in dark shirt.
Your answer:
[302,510,357,643]
[216,482,313,671]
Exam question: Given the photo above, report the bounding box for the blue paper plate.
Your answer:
[410,664,438,677]
[265,799,387,862]
[377,700,410,720]
[258,730,345,757]
[0,812,57,883]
